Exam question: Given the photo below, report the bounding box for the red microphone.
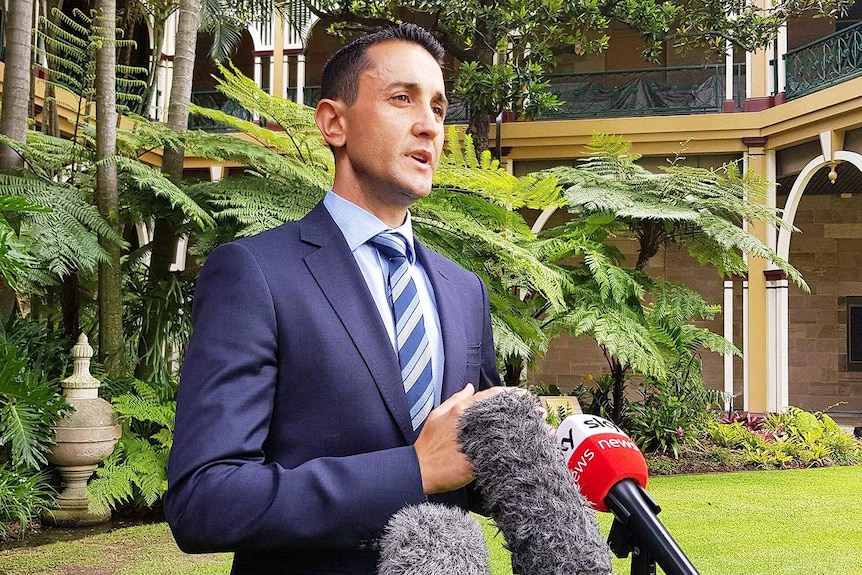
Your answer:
[556,415,648,512]
[556,414,699,575]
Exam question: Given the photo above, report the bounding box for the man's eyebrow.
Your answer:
[384,81,449,106]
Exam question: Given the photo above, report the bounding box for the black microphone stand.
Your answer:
[605,480,700,575]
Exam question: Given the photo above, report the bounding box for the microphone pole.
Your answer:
[604,479,698,575]
[555,414,700,575]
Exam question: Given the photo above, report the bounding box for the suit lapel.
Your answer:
[300,204,414,443]
[415,243,467,401]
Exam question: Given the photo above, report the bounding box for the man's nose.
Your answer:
[413,105,441,138]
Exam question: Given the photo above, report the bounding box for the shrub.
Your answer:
[706,407,862,469]
[0,318,72,540]
[574,369,724,459]
[570,373,618,422]
[0,464,55,540]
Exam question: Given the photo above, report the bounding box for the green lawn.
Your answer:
[1,467,860,575]
[483,465,862,575]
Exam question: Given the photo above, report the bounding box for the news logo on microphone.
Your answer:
[556,415,649,512]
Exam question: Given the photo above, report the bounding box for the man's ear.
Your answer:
[315,99,347,149]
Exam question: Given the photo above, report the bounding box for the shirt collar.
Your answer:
[323,190,417,262]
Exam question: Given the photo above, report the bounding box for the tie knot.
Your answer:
[369,232,410,262]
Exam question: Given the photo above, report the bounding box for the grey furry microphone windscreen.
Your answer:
[377,503,490,575]
[457,392,612,575]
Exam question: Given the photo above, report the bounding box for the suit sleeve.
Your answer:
[164,243,426,554]
[477,273,502,392]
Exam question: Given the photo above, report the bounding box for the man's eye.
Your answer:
[433,106,445,117]
[393,95,410,103]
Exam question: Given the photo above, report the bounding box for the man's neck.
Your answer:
[330,188,408,228]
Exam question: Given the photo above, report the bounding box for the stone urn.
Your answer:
[43,334,121,527]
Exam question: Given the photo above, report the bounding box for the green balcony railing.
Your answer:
[443,64,744,123]
[191,63,745,130]
[539,64,741,119]
[784,20,862,100]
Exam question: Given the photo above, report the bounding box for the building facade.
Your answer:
[15,1,862,418]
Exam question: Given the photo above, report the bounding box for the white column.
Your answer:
[723,279,735,411]
[776,276,790,411]
[135,222,152,259]
[766,32,776,96]
[765,149,783,411]
[777,24,788,95]
[742,278,750,411]
[766,275,777,411]
[745,51,753,99]
[158,60,173,123]
[296,54,306,106]
[765,270,790,412]
[253,56,262,123]
[725,41,735,107]
[283,55,290,100]
[268,55,275,96]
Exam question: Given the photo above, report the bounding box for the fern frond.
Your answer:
[436,126,564,210]
[103,156,214,229]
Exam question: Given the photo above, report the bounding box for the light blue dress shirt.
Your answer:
[323,191,445,408]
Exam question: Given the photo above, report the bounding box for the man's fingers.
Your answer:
[428,383,475,418]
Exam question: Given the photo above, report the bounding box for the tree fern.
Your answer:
[36,7,146,118]
[435,128,564,210]
[89,379,175,511]
[106,155,214,229]
[547,134,806,288]
[0,197,45,292]
[192,176,325,238]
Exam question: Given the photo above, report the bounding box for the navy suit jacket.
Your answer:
[165,202,500,574]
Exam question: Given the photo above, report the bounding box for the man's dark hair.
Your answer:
[319,24,445,105]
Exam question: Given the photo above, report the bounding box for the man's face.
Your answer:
[336,40,447,220]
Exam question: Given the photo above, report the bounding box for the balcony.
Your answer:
[439,64,746,123]
[784,20,862,100]
[191,63,744,130]
[536,64,744,119]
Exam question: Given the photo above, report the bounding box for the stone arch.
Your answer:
[300,14,321,50]
[245,25,266,53]
[777,150,862,260]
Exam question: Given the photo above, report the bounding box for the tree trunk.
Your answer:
[635,221,664,271]
[503,359,522,387]
[609,356,627,423]
[94,0,125,377]
[0,0,34,173]
[137,0,200,379]
[61,273,80,338]
[467,108,491,155]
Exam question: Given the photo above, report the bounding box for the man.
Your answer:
[165,24,502,575]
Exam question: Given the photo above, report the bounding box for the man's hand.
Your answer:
[413,384,508,495]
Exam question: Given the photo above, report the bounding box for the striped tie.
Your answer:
[369,232,434,431]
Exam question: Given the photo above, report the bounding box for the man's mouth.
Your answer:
[409,151,431,165]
